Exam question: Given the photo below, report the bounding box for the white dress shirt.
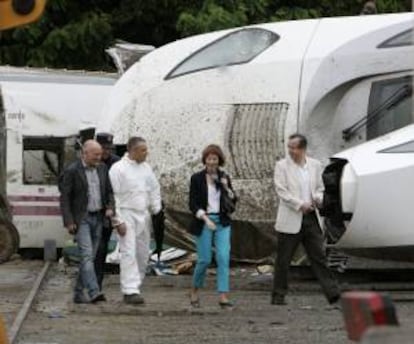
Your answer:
[207,183,221,214]
[297,162,312,204]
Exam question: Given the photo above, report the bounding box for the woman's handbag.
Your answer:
[221,188,236,214]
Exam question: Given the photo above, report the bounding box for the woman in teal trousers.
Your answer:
[189,144,237,308]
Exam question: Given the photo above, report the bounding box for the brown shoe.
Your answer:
[124,293,145,305]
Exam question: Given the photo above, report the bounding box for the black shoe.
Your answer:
[73,294,89,304]
[328,294,340,305]
[271,295,287,305]
[189,293,200,308]
[219,300,234,309]
[90,293,106,304]
[123,293,145,305]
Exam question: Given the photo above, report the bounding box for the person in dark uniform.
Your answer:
[94,132,120,291]
[97,132,121,169]
[360,0,377,15]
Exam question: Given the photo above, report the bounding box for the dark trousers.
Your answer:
[272,212,339,301]
[94,223,112,290]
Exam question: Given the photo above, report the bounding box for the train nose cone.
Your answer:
[341,163,358,214]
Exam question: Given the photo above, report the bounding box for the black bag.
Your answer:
[221,189,236,214]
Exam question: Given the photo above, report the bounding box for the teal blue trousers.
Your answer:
[192,215,231,293]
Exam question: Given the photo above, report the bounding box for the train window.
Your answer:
[23,137,64,185]
[378,28,413,48]
[380,140,414,153]
[166,28,278,79]
[367,76,413,140]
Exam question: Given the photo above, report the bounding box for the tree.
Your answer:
[0,0,411,70]
[0,0,184,70]
[0,0,115,70]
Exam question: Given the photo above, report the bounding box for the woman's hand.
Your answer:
[220,177,228,189]
[221,176,236,200]
[205,217,217,231]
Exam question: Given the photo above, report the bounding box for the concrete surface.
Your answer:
[2,260,414,344]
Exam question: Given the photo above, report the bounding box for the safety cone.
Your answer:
[0,315,9,344]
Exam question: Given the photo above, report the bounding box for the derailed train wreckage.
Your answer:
[0,67,118,262]
[98,13,414,262]
[0,43,154,262]
[0,13,413,263]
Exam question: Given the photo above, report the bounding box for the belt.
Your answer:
[88,210,102,215]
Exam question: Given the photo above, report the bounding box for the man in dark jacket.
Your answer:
[94,132,120,290]
[60,140,114,303]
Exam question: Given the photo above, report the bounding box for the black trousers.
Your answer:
[272,212,339,301]
[94,223,112,290]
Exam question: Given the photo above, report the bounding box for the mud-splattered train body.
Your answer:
[105,13,413,260]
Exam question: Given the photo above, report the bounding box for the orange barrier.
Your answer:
[0,315,9,344]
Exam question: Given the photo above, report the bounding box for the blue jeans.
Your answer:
[74,213,102,298]
[192,215,231,293]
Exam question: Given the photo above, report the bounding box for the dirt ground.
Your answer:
[0,259,43,330]
[2,260,414,344]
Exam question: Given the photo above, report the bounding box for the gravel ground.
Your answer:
[2,260,414,344]
[0,259,44,330]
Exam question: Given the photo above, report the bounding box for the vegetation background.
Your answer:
[0,0,410,70]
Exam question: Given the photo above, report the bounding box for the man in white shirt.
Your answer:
[271,134,340,305]
[109,137,162,305]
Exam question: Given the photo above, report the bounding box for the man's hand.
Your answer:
[105,208,114,218]
[300,202,315,214]
[312,198,323,209]
[66,223,77,235]
[116,223,127,237]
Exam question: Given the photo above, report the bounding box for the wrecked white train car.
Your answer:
[0,67,117,259]
[98,13,413,261]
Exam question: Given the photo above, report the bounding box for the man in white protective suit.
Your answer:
[109,136,162,305]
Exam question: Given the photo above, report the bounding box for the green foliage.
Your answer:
[0,0,411,70]
[376,0,411,12]
[177,0,271,36]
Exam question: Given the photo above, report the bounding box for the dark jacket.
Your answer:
[103,153,120,170]
[59,160,114,227]
[189,169,237,236]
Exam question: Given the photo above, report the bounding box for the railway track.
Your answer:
[1,261,51,344]
[4,259,414,343]
[241,265,414,296]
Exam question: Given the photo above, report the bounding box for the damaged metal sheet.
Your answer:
[106,42,155,75]
[158,102,289,262]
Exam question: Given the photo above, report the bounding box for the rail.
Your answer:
[8,261,51,344]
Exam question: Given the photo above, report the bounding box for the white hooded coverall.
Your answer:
[109,155,161,295]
